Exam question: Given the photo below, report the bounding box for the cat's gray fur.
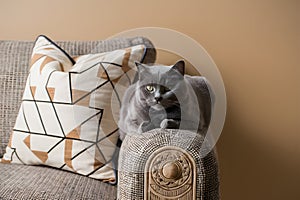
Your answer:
[118,60,213,141]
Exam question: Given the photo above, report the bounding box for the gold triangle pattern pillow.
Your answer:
[0,35,146,183]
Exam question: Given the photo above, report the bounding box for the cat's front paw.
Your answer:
[160,119,179,129]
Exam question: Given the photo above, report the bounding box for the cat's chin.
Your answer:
[151,104,164,111]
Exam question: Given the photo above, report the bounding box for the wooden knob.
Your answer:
[162,162,182,180]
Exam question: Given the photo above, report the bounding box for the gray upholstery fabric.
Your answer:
[0,163,117,200]
[0,37,156,157]
[118,129,220,200]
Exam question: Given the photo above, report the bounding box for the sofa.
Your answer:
[0,36,219,199]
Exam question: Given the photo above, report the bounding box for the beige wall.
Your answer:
[1,0,299,199]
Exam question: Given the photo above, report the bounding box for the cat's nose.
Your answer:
[155,96,162,103]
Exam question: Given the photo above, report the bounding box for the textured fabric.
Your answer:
[118,129,220,200]
[0,163,117,200]
[1,35,147,183]
[0,37,156,158]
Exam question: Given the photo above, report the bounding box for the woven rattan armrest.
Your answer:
[117,129,219,200]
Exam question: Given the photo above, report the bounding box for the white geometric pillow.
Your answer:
[0,35,146,183]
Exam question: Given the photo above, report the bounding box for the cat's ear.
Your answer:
[171,60,185,76]
[135,61,147,73]
[135,61,148,80]
[134,61,142,67]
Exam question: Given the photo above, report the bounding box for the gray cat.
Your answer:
[118,60,213,141]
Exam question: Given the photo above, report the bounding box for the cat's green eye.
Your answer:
[146,85,155,93]
[162,87,170,93]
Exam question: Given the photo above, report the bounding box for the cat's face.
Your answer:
[135,60,185,110]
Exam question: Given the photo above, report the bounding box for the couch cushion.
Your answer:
[1,35,147,183]
[0,36,156,158]
[0,163,117,199]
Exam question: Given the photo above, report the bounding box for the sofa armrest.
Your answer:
[117,129,220,200]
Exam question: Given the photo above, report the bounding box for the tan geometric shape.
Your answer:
[64,139,74,170]
[72,89,88,101]
[46,87,55,101]
[23,135,31,149]
[59,62,64,72]
[64,127,81,170]
[23,135,48,163]
[7,131,14,148]
[30,86,36,97]
[122,48,132,73]
[72,56,81,62]
[66,127,81,139]
[43,47,56,51]
[94,147,104,170]
[72,89,90,106]
[111,75,121,83]
[102,177,116,183]
[97,66,108,79]
[40,56,55,73]
[0,159,11,164]
[32,150,48,163]
[30,54,45,67]
[76,95,91,107]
